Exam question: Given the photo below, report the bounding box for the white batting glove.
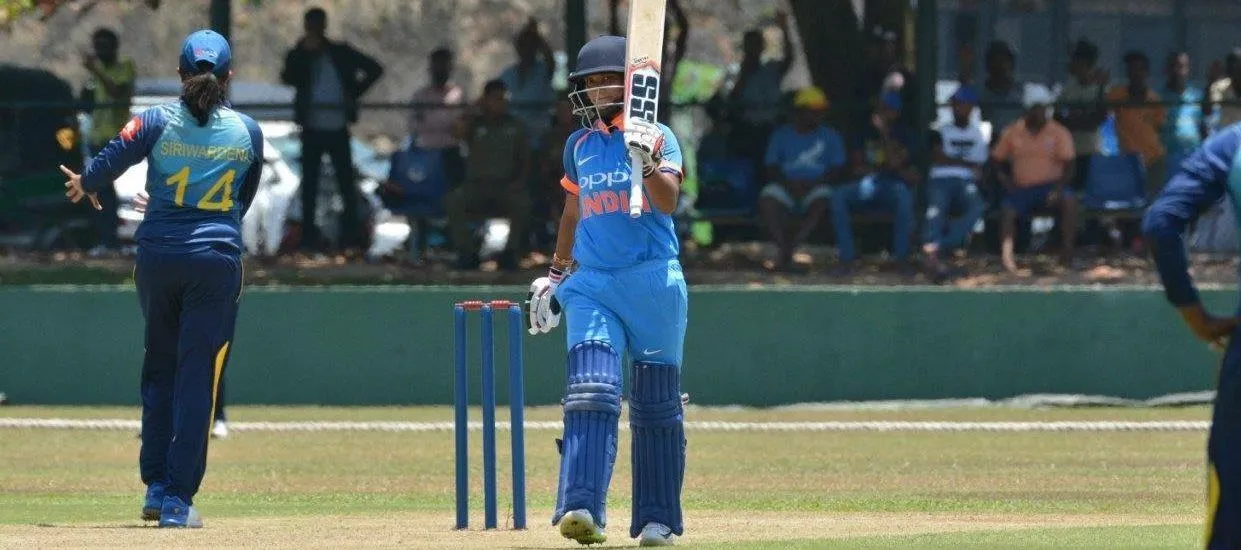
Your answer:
[625,119,665,177]
[527,267,565,335]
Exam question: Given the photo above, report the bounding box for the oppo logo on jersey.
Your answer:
[579,168,630,191]
[581,189,651,219]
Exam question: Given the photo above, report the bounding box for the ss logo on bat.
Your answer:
[629,73,660,123]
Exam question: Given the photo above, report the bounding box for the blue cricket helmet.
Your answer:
[569,35,626,82]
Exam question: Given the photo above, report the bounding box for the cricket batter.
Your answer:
[526,35,688,546]
[1143,123,1241,549]
[61,29,262,528]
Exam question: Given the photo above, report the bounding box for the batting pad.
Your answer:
[553,341,622,528]
[629,361,686,537]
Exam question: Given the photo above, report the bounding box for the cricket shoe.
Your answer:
[557,509,607,545]
[638,522,675,546]
[141,483,165,521]
[211,420,229,440]
[158,496,203,528]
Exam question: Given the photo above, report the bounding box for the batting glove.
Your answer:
[625,119,665,177]
[527,267,565,335]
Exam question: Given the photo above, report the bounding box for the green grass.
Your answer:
[0,406,1209,547]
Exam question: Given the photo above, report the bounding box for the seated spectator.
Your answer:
[1161,51,1205,173]
[829,91,918,271]
[758,86,846,271]
[445,80,531,270]
[1107,51,1167,196]
[409,47,465,187]
[924,87,988,282]
[1206,49,1241,131]
[991,88,1078,274]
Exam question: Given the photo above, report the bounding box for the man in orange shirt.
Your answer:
[1107,51,1167,195]
[991,88,1078,274]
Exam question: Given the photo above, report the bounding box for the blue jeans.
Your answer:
[829,177,913,263]
[922,177,986,255]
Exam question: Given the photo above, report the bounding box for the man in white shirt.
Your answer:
[924,87,988,281]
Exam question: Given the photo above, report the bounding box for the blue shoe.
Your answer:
[158,495,203,528]
[141,483,166,521]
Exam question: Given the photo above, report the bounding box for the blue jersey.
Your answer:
[82,101,263,255]
[560,119,683,270]
[1143,123,1241,306]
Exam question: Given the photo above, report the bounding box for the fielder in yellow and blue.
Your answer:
[526,35,687,547]
[63,29,261,529]
[1142,123,1241,549]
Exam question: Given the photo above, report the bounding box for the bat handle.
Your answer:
[629,150,643,218]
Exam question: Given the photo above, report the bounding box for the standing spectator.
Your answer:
[757,86,846,271]
[924,87,988,282]
[80,28,135,257]
[534,96,578,250]
[979,40,1024,146]
[991,88,1078,274]
[1055,39,1108,190]
[1206,49,1241,130]
[499,17,556,152]
[409,47,465,187]
[1106,51,1167,196]
[723,9,794,180]
[280,7,384,252]
[445,80,531,270]
[1161,51,1206,174]
[856,26,916,129]
[829,91,917,271]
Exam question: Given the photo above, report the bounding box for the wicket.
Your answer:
[453,300,526,530]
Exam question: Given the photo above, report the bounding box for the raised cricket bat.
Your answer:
[624,0,667,218]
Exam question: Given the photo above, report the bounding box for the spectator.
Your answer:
[533,96,578,251]
[445,80,531,270]
[758,86,846,271]
[991,88,1077,274]
[856,26,916,129]
[280,7,384,252]
[499,17,555,152]
[1206,49,1241,130]
[79,28,135,257]
[924,87,988,282]
[829,91,917,271]
[408,47,465,187]
[1106,51,1167,195]
[1161,51,1206,173]
[722,9,795,179]
[979,40,1024,145]
[1055,39,1108,190]
[657,0,689,125]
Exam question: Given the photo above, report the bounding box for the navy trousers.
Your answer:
[135,245,241,505]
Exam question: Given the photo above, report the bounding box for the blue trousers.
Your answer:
[829,178,914,263]
[1208,330,1241,549]
[136,246,242,505]
[922,177,986,254]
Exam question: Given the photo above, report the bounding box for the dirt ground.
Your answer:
[0,510,1194,549]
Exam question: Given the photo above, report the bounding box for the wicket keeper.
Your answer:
[1143,124,1241,549]
[527,35,688,546]
[61,29,262,528]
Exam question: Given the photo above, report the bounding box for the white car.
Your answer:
[94,79,401,257]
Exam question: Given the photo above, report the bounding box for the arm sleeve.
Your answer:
[560,129,584,195]
[656,123,684,181]
[80,107,166,193]
[1141,126,1240,306]
[238,115,265,218]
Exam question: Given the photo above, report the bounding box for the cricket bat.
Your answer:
[624,0,667,218]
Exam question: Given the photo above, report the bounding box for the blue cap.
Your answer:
[179,30,232,77]
[880,90,902,111]
[950,86,978,104]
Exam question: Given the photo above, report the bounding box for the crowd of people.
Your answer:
[68,8,1241,279]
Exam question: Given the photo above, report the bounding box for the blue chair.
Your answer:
[1081,153,1147,211]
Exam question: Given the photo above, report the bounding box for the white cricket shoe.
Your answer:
[211,420,229,440]
[638,522,676,546]
[557,509,607,545]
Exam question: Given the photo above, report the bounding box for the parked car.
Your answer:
[102,79,395,254]
[0,65,87,250]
